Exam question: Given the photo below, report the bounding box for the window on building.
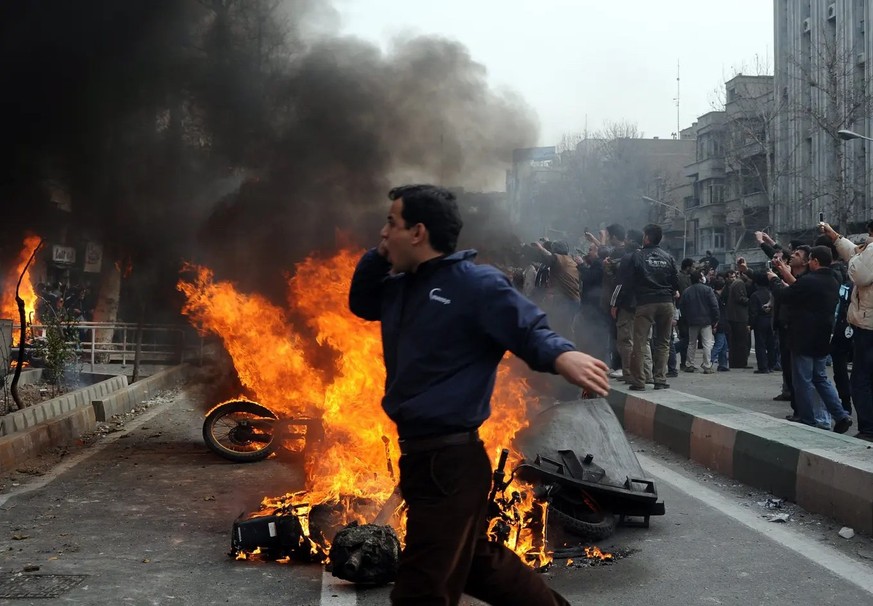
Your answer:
[713,228,725,250]
[710,183,725,204]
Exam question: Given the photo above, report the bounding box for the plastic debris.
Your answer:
[767,513,790,523]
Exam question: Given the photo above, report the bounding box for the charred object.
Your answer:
[514,398,665,540]
[328,523,401,586]
[230,500,326,563]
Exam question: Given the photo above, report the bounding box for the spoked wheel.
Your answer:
[203,400,278,463]
[548,492,617,541]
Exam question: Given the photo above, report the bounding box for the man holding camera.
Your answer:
[821,222,873,441]
[772,245,852,432]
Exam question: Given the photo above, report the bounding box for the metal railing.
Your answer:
[13,321,204,371]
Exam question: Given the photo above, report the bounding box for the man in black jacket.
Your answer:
[678,270,719,373]
[770,246,810,410]
[773,246,852,432]
[626,224,679,390]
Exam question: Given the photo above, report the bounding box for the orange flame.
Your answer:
[1,235,42,341]
[178,248,546,563]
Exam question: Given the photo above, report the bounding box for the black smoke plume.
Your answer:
[0,0,537,308]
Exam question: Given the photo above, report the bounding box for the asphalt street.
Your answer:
[1,383,872,605]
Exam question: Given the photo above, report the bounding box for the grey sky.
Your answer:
[336,0,774,145]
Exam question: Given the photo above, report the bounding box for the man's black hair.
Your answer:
[681,258,695,270]
[389,185,463,254]
[794,244,811,260]
[690,270,703,284]
[606,223,626,242]
[643,224,663,246]
[788,239,805,250]
[712,277,726,290]
[810,245,833,267]
[626,228,644,247]
[867,219,873,234]
[706,250,712,256]
[753,272,770,287]
[814,234,837,258]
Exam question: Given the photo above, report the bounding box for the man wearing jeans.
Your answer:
[826,222,873,441]
[678,270,719,373]
[626,224,679,391]
[774,246,852,432]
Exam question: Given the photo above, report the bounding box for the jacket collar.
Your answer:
[399,249,478,279]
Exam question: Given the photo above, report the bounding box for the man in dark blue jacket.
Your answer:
[349,184,609,606]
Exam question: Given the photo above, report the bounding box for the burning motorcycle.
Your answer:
[202,399,323,463]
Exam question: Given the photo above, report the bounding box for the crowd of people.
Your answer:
[512,218,873,441]
[33,281,94,327]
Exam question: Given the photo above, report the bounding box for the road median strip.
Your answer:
[608,383,873,533]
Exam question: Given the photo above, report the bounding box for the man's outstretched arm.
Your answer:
[478,270,609,396]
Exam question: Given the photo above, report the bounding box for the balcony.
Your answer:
[724,192,770,226]
[686,157,725,181]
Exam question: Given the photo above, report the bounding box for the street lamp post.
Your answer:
[837,129,873,142]
[642,195,687,260]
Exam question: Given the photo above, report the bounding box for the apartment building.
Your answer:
[774,0,873,237]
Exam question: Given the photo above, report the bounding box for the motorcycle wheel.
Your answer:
[548,498,617,541]
[203,400,277,463]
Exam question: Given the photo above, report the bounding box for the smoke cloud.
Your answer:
[0,0,537,306]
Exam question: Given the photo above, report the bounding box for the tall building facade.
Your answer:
[774,0,873,237]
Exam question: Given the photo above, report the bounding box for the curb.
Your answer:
[92,365,192,421]
[0,365,192,473]
[607,384,873,534]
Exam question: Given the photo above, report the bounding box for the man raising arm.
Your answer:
[349,184,608,606]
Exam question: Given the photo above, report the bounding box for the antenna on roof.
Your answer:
[674,59,681,138]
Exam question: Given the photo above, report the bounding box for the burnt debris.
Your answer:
[328,523,401,586]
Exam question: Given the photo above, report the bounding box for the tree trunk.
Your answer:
[9,297,26,411]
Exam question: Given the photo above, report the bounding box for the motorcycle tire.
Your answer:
[203,400,278,463]
[548,500,617,541]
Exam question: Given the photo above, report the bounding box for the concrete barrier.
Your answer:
[0,405,97,473]
[91,365,192,421]
[0,365,191,473]
[607,384,873,534]
[0,374,127,437]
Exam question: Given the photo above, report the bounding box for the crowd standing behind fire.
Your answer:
[508,218,873,442]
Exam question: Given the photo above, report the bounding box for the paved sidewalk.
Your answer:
[646,363,853,424]
[606,378,873,535]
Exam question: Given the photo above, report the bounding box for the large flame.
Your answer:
[179,247,548,564]
[1,235,42,342]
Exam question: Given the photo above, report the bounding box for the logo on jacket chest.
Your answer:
[429,288,452,305]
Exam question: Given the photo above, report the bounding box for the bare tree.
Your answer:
[780,29,873,234]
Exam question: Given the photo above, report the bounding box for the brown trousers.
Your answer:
[391,441,570,606]
[630,302,674,387]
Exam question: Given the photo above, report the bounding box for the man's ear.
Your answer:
[410,223,427,245]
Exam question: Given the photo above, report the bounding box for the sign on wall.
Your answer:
[52,245,76,265]
[84,242,103,273]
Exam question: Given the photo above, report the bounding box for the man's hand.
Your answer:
[555,351,610,397]
[754,231,765,244]
[821,222,839,242]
